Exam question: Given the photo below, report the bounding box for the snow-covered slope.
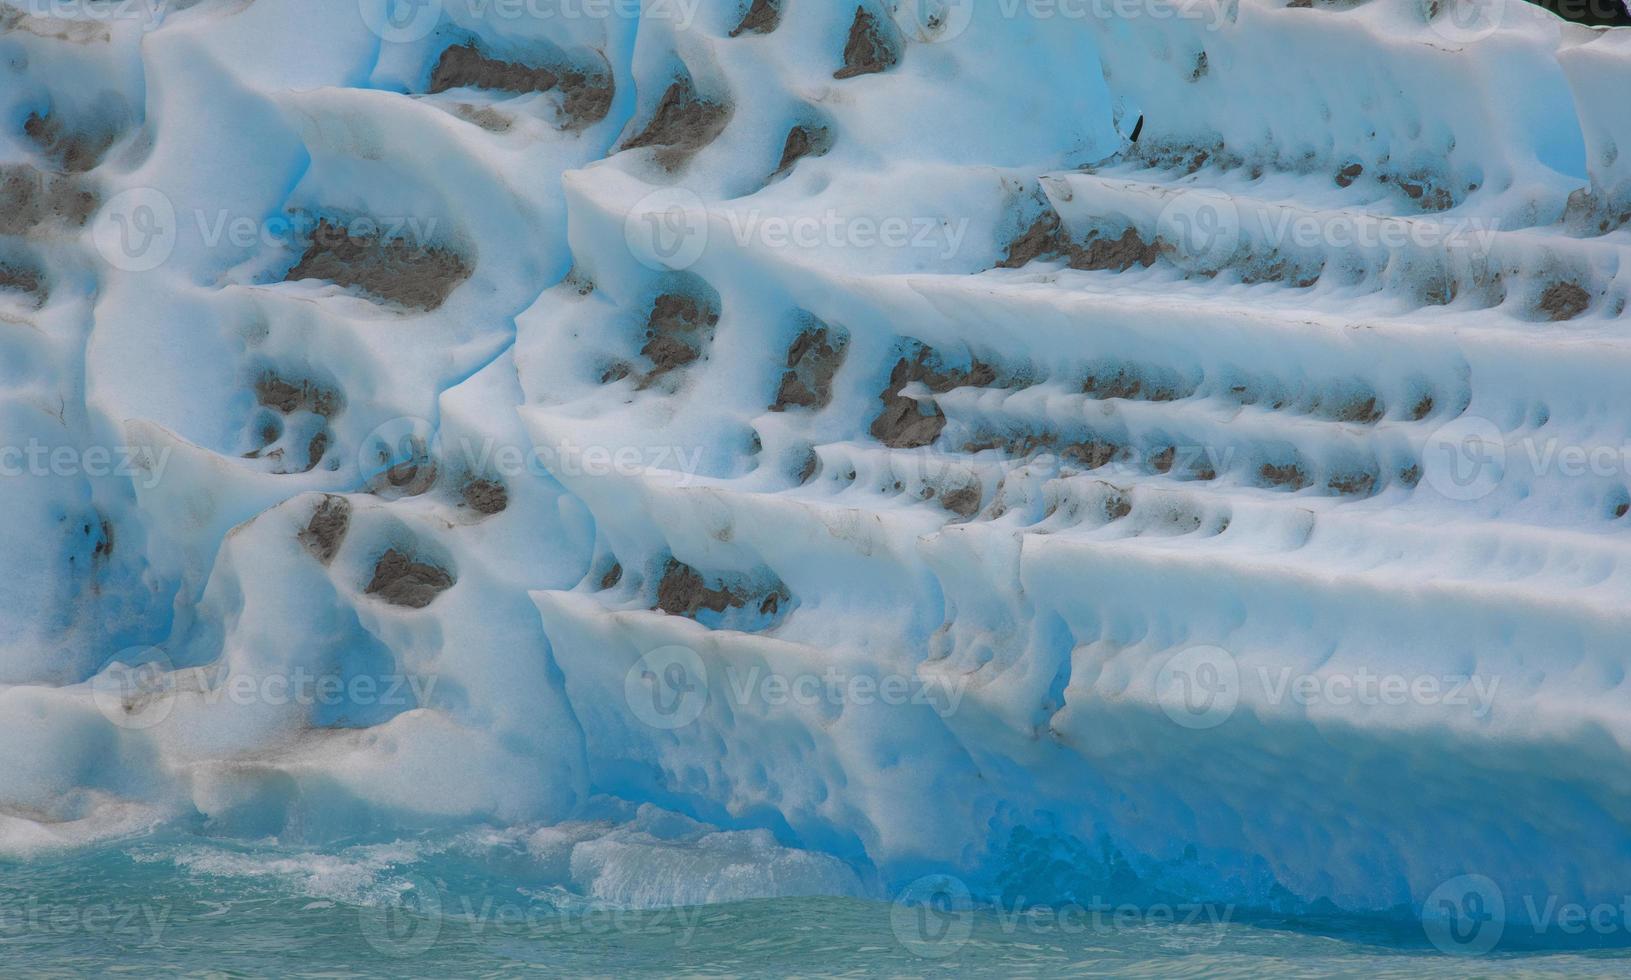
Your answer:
[3,0,1631,923]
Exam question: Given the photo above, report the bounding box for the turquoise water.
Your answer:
[4,838,1630,977]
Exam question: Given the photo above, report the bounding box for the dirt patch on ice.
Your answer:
[998,210,1069,268]
[92,515,114,561]
[772,124,833,179]
[366,548,455,608]
[996,210,1158,272]
[1258,461,1310,491]
[870,346,1010,449]
[1327,469,1377,497]
[284,218,472,312]
[429,43,614,126]
[655,558,789,622]
[1076,228,1160,272]
[794,447,820,484]
[23,110,117,174]
[641,291,720,381]
[305,431,329,471]
[834,6,900,79]
[1083,363,1193,402]
[1538,282,1591,321]
[0,262,46,306]
[622,79,731,169]
[730,0,782,36]
[1320,391,1384,424]
[255,373,342,417]
[870,360,948,449]
[937,482,982,519]
[554,62,616,127]
[460,477,508,516]
[298,496,351,565]
[430,43,558,94]
[0,165,98,234]
[771,322,847,411]
[656,559,742,617]
[430,42,613,123]
[1060,437,1122,470]
[452,104,513,133]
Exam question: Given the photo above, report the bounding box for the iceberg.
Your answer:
[2,0,1630,957]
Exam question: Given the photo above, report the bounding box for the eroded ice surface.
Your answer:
[2,0,1631,929]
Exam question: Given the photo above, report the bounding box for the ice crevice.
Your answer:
[2,0,1631,917]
